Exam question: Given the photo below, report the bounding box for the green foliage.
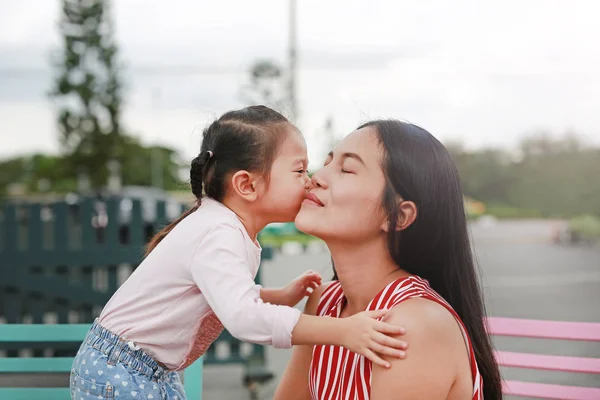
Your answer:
[482,204,544,219]
[569,215,600,240]
[0,143,183,196]
[449,133,600,219]
[119,138,184,191]
[259,233,317,248]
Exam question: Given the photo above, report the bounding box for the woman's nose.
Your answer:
[310,169,327,189]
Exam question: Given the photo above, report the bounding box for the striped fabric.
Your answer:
[309,276,484,400]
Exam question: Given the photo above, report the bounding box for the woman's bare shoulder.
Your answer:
[385,297,465,346]
[370,298,469,398]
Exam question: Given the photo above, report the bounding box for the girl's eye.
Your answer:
[297,169,307,174]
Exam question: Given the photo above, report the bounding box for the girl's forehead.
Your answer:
[278,131,308,158]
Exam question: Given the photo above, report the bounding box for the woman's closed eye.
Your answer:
[341,164,356,174]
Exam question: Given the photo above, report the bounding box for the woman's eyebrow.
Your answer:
[327,151,365,166]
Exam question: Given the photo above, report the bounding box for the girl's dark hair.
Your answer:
[337,120,502,399]
[145,105,291,256]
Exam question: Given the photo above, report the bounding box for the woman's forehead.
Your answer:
[334,127,382,162]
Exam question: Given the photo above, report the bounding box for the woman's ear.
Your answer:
[381,201,417,232]
[397,201,417,230]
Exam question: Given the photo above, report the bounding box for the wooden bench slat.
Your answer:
[495,350,600,374]
[487,317,600,341]
[0,324,90,342]
[0,357,74,373]
[503,380,600,400]
[0,388,71,400]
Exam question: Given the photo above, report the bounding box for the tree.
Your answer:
[447,143,515,205]
[448,132,600,218]
[119,137,185,191]
[51,0,125,190]
[509,133,600,217]
[239,60,289,111]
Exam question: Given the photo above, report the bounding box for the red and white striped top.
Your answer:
[309,276,484,400]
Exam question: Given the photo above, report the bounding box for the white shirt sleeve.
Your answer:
[189,223,301,348]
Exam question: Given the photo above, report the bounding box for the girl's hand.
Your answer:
[281,270,322,307]
[341,309,408,368]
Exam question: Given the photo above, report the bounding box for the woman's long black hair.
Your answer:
[336,120,502,399]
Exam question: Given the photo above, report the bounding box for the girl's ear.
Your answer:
[230,170,260,202]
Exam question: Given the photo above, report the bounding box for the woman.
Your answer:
[274,120,502,399]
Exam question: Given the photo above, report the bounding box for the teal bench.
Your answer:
[0,324,203,400]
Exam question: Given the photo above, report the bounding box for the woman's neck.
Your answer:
[328,237,409,316]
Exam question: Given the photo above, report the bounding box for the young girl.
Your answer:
[70,106,407,400]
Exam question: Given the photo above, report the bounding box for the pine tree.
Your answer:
[51,0,125,190]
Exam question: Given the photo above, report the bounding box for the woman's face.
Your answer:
[295,127,388,242]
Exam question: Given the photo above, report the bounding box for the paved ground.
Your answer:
[202,220,600,399]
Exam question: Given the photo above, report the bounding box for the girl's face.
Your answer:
[258,128,311,223]
[295,127,388,242]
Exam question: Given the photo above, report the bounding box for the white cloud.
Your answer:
[1,0,599,162]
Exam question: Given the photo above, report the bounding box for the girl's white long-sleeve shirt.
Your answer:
[98,197,301,370]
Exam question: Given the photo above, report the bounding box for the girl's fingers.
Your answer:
[363,349,391,369]
[305,271,322,281]
[370,341,405,359]
[372,332,407,350]
[363,309,389,319]
[374,320,406,335]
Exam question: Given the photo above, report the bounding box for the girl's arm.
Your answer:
[260,270,322,307]
[291,310,405,368]
[191,224,407,366]
[190,224,301,348]
[260,288,286,306]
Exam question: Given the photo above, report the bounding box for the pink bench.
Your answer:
[486,317,600,400]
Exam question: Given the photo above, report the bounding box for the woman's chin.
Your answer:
[294,209,319,236]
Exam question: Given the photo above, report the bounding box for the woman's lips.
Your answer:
[304,193,324,207]
[302,198,322,207]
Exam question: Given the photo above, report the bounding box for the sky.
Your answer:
[1,0,599,167]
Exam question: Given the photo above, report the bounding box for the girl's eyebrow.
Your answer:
[292,157,308,165]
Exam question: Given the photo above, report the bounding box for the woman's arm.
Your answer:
[273,282,330,400]
[370,298,469,399]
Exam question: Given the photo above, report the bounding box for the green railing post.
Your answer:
[184,357,204,399]
[0,199,277,399]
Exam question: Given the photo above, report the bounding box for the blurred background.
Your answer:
[0,0,599,399]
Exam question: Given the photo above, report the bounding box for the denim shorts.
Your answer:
[70,320,186,399]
